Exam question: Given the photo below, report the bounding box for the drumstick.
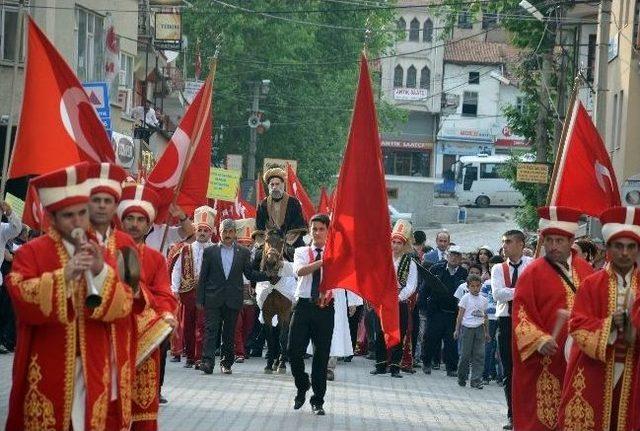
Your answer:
[551,309,570,340]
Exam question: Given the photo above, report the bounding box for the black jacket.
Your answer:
[197,243,269,310]
[419,262,468,314]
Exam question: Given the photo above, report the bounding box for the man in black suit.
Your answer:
[197,218,272,374]
[421,245,468,376]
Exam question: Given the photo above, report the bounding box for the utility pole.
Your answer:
[594,0,611,135]
[247,83,260,182]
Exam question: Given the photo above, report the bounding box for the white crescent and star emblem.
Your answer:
[594,160,613,193]
[146,127,191,188]
[59,87,102,162]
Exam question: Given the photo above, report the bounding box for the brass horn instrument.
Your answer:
[70,228,102,309]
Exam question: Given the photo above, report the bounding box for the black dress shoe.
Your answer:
[158,394,168,404]
[390,371,403,378]
[311,405,325,416]
[422,366,431,375]
[200,361,213,374]
[293,386,309,410]
[370,368,387,375]
[432,363,440,370]
[343,356,353,363]
[502,421,513,430]
[170,356,181,363]
[446,371,458,377]
[184,361,194,369]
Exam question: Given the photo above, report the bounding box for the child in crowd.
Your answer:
[454,264,483,301]
[454,274,489,389]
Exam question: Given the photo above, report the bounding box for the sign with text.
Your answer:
[516,163,550,184]
[154,12,182,50]
[207,168,241,201]
[83,82,111,134]
[393,88,428,101]
[5,193,24,219]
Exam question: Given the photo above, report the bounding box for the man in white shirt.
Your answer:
[171,206,215,368]
[491,229,532,430]
[289,214,334,416]
[423,230,450,264]
[370,219,417,378]
[145,202,195,255]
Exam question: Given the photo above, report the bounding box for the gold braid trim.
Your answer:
[572,322,611,363]
[133,356,157,409]
[603,350,614,430]
[23,355,56,431]
[97,268,132,322]
[90,361,110,430]
[536,356,562,429]
[132,412,158,422]
[514,305,553,362]
[615,269,638,430]
[562,367,595,431]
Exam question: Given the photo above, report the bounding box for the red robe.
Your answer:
[102,228,147,431]
[131,243,178,431]
[512,253,593,431]
[5,228,133,431]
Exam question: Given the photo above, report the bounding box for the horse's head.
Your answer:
[261,229,285,277]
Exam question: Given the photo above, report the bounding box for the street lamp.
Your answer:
[246,80,271,181]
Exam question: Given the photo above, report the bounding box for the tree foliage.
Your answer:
[182,1,403,197]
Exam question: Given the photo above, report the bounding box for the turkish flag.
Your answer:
[321,55,400,347]
[286,164,315,222]
[550,101,620,216]
[256,176,266,206]
[146,74,213,221]
[317,186,331,213]
[9,17,115,178]
[22,182,48,231]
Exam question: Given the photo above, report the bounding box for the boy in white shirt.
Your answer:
[454,274,489,389]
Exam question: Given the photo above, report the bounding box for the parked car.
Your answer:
[389,204,412,225]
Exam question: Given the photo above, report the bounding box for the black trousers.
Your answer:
[159,337,169,389]
[497,316,513,420]
[287,299,334,407]
[0,284,15,350]
[203,304,239,368]
[373,301,408,372]
[422,311,458,371]
[348,305,363,352]
[265,323,289,366]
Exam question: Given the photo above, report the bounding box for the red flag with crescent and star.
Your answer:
[9,16,115,179]
[317,186,331,214]
[320,54,400,347]
[550,101,620,216]
[146,74,213,222]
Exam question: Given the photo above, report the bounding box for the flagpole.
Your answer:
[158,56,217,252]
[1,4,25,198]
[544,74,582,207]
[534,75,582,257]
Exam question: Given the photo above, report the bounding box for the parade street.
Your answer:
[0,352,506,430]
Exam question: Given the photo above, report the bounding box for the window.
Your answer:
[586,34,597,82]
[468,72,480,84]
[387,188,399,199]
[423,19,433,42]
[396,17,406,40]
[420,66,431,90]
[75,8,105,82]
[610,93,618,151]
[393,65,404,88]
[616,90,624,150]
[406,66,417,88]
[516,96,525,113]
[119,52,134,89]
[458,9,472,29]
[383,149,430,177]
[462,91,478,116]
[409,18,420,42]
[480,163,502,179]
[482,12,498,29]
[0,2,25,62]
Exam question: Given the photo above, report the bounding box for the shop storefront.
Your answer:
[381,139,433,177]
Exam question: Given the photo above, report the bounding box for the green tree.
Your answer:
[182,1,404,197]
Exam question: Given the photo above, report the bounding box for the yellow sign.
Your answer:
[5,193,24,219]
[207,168,241,202]
[516,163,550,184]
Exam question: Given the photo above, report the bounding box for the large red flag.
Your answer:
[321,55,400,346]
[286,164,315,222]
[9,17,115,178]
[146,74,213,221]
[317,186,331,213]
[550,101,620,216]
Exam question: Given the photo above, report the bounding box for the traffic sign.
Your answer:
[83,82,111,135]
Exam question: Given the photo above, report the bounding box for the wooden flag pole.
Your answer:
[1,5,25,198]
[534,75,582,257]
[158,56,217,253]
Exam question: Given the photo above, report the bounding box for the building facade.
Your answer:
[436,39,528,177]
